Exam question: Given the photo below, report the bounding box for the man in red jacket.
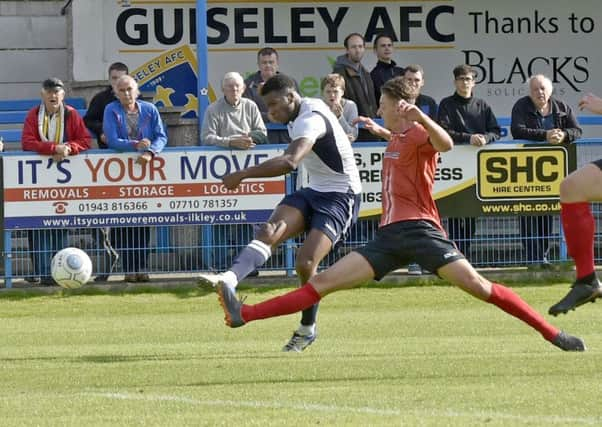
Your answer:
[21,77,91,285]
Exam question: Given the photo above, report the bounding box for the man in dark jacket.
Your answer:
[333,33,378,135]
[370,33,404,105]
[438,64,501,260]
[511,74,582,269]
[84,62,129,148]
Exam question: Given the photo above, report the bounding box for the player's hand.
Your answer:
[470,134,487,147]
[352,116,384,135]
[397,100,425,122]
[229,134,256,150]
[578,93,602,114]
[222,171,244,189]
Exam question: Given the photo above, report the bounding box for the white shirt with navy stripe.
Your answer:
[288,98,362,194]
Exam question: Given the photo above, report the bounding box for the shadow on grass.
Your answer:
[0,269,575,301]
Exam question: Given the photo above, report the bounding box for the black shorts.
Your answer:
[593,159,602,170]
[354,220,465,280]
[279,187,360,244]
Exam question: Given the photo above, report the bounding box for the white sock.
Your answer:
[297,324,316,336]
[222,271,239,289]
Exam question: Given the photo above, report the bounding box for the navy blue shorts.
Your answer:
[279,187,360,244]
[593,159,602,170]
[355,220,465,280]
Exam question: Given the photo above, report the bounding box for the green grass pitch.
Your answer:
[1,282,601,426]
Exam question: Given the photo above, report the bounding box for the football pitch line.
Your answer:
[86,391,602,425]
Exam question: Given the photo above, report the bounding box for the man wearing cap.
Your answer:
[21,77,92,286]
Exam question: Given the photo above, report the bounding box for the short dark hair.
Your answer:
[108,62,129,75]
[381,76,419,102]
[453,64,475,79]
[373,33,394,49]
[42,77,64,91]
[257,47,278,59]
[343,32,364,49]
[403,64,424,76]
[260,74,296,97]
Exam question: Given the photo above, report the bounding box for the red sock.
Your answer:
[561,202,595,280]
[241,283,321,323]
[487,283,559,341]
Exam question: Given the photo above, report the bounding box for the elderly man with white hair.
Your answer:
[103,74,168,283]
[511,74,581,144]
[510,74,582,270]
[201,71,267,148]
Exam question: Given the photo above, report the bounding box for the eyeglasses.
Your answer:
[455,76,474,82]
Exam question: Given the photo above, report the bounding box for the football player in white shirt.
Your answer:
[199,74,362,352]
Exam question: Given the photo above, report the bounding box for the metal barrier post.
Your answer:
[4,230,12,288]
[284,173,296,276]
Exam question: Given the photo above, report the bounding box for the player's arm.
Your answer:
[352,116,391,141]
[222,137,313,189]
[409,104,453,152]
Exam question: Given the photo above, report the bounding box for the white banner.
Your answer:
[2,148,286,229]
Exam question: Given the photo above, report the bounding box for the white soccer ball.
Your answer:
[51,247,93,289]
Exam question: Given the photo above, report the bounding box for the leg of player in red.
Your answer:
[217,250,585,352]
[549,161,602,316]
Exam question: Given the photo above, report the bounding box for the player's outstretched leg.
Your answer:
[216,283,246,328]
[439,259,586,352]
[487,282,586,352]
[551,331,586,351]
[216,282,323,328]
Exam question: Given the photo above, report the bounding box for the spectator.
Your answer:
[438,64,501,259]
[370,33,404,105]
[321,73,358,142]
[84,62,129,147]
[201,71,267,148]
[243,47,298,144]
[21,77,92,286]
[84,61,128,281]
[510,74,582,268]
[333,33,378,140]
[402,64,438,120]
[103,74,167,282]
